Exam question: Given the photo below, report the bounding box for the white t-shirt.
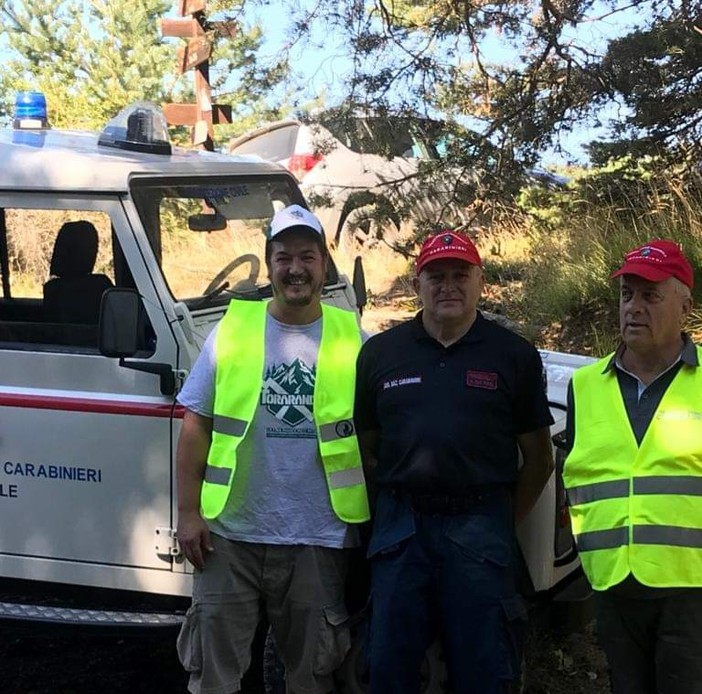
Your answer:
[177,313,360,548]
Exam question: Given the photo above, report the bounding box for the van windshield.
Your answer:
[130,175,334,308]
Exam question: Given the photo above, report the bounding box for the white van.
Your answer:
[0,97,592,640]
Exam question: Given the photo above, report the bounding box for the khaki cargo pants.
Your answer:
[177,534,350,694]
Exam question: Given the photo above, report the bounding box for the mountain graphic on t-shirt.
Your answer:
[261,359,315,426]
[268,359,315,392]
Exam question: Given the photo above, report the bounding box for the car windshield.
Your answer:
[320,115,444,159]
[130,175,335,308]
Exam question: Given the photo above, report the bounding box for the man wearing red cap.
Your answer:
[355,230,555,693]
[563,239,702,694]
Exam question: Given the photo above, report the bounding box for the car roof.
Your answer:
[0,127,289,193]
[229,119,303,150]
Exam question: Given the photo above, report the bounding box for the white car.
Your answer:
[229,114,472,251]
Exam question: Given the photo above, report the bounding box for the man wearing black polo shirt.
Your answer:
[354,230,554,694]
[563,239,702,694]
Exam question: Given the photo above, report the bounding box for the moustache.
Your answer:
[283,273,312,284]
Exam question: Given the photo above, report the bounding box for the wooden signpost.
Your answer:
[160,1,234,151]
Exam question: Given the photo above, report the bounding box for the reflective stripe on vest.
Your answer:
[563,348,702,590]
[200,300,369,523]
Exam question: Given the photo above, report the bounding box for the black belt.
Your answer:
[390,487,498,515]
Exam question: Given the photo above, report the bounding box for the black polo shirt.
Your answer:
[354,312,554,495]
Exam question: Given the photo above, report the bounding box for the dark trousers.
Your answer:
[367,500,526,694]
[595,589,702,694]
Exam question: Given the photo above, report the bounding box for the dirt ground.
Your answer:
[0,623,268,694]
[0,624,189,694]
[0,617,610,694]
[524,620,610,694]
[0,257,615,694]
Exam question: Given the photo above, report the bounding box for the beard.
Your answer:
[272,274,324,307]
[283,294,314,306]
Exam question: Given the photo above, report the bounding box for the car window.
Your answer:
[0,207,147,352]
[230,124,300,162]
[320,116,442,159]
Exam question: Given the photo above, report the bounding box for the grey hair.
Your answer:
[670,277,692,300]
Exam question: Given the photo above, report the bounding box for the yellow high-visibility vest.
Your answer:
[200,300,369,523]
[564,348,702,590]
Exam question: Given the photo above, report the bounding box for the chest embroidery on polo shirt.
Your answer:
[655,409,702,421]
[466,370,498,390]
[383,376,422,390]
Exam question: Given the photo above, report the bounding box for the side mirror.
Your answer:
[98,288,175,396]
[352,256,367,315]
[98,288,140,357]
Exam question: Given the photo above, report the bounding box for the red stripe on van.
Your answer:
[0,393,186,418]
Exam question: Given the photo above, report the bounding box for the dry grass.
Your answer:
[333,239,412,296]
[161,221,268,298]
[6,209,114,297]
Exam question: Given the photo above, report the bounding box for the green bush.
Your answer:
[507,162,702,352]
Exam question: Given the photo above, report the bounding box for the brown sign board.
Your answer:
[179,0,206,16]
[160,17,204,37]
[163,103,232,126]
[192,119,213,147]
[177,37,212,73]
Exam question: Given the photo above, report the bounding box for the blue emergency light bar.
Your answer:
[14,91,49,129]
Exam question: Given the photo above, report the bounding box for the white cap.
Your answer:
[269,204,323,239]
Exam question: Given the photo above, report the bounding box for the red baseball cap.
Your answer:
[611,239,694,289]
[416,230,482,275]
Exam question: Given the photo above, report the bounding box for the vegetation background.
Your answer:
[2,0,700,357]
[1,2,699,691]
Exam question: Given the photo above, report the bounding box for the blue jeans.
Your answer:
[367,489,526,694]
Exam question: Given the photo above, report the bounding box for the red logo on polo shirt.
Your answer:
[466,370,498,390]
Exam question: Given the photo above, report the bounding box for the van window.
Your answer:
[0,208,127,351]
[130,175,333,309]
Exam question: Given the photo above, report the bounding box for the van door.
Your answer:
[0,196,180,592]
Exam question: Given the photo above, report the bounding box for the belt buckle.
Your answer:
[411,494,449,515]
[408,490,489,515]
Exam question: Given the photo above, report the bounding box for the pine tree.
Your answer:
[0,0,289,138]
[255,0,701,169]
[0,0,177,129]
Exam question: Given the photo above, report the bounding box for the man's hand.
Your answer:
[176,410,214,570]
[177,510,213,570]
[358,429,380,513]
[515,426,555,524]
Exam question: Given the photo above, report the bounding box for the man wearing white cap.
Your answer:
[175,205,369,694]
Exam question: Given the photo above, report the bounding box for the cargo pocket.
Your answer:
[499,596,528,682]
[176,605,203,674]
[446,515,511,568]
[313,602,351,676]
